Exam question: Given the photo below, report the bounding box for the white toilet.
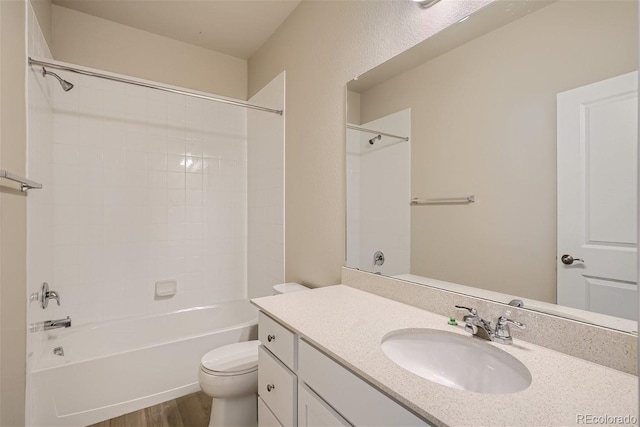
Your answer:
[199,340,260,427]
[198,283,309,427]
[272,282,309,295]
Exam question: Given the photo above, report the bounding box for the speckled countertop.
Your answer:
[251,285,638,427]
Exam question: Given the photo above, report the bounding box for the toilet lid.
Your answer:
[273,283,308,294]
[201,340,259,375]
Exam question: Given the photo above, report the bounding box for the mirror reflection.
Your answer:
[346,0,638,332]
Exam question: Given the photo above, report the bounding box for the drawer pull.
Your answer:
[266,384,275,392]
[267,334,276,342]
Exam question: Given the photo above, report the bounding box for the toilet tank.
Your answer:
[272,283,309,295]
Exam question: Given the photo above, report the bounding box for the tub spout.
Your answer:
[44,316,71,330]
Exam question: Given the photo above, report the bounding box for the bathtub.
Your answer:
[31,299,258,427]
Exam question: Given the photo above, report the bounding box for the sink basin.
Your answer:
[381,329,531,394]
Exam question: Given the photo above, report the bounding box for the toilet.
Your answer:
[272,282,309,295]
[198,283,309,427]
[198,340,260,427]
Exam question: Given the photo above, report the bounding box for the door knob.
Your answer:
[561,254,584,265]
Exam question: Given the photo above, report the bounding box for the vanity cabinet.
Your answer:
[257,311,431,427]
[258,312,298,427]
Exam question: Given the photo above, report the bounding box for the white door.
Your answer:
[557,71,638,320]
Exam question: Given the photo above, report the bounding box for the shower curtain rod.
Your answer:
[28,57,283,116]
[346,124,409,141]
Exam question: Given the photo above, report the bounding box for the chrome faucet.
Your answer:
[455,305,494,341]
[494,314,526,345]
[40,282,61,309]
[43,316,71,331]
[455,305,525,345]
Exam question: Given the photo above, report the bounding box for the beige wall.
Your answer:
[31,0,52,48]
[357,1,637,303]
[52,5,248,99]
[0,1,28,424]
[248,0,489,286]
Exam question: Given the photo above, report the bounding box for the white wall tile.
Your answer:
[53,114,78,145]
[29,46,249,339]
[147,170,166,189]
[103,149,126,170]
[168,138,186,155]
[147,153,168,171]
[146,127,167,154]
[126,95,147,121]
[78,86,103,115]
[167,155,186,172]
[103,85,127,120]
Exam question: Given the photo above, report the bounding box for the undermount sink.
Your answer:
[381,329,532,394]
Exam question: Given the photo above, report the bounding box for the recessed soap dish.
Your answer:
[155,280,177,297]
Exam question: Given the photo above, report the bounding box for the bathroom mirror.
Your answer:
[346,0,638,332]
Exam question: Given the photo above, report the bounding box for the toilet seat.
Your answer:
[200,340,259,377]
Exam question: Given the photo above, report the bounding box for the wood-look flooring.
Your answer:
[88,391,211,427]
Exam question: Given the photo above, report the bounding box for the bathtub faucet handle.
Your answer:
[40,282,61,309]
[48,290,61,306]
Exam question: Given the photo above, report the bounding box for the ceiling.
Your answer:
[52,0,302,60]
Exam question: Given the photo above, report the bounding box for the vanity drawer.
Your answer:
[259,311,296,370]
[298,340,430,427]
[259,396,283,427]
[258,346,297,426]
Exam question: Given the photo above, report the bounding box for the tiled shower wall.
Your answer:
[47,68,247,325]
[27,5,55,325]
[26,2,54,424]
[346,109,411,276]
[26,6,283,419]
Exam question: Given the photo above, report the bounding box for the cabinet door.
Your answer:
[259,396,283,427]
[298,384,351,427]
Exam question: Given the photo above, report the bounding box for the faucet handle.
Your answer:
[40,282,61,309]
[498,316,525,330]
[455,305,477,316]
[494,314,526,345]
[455,305,480,336]
[48,291,61,306]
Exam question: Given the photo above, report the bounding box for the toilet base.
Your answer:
[208,393,257,427]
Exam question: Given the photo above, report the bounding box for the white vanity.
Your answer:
[252,285,638,427]
[256,311,427,426]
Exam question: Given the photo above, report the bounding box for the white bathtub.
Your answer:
[31,299,258,426]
